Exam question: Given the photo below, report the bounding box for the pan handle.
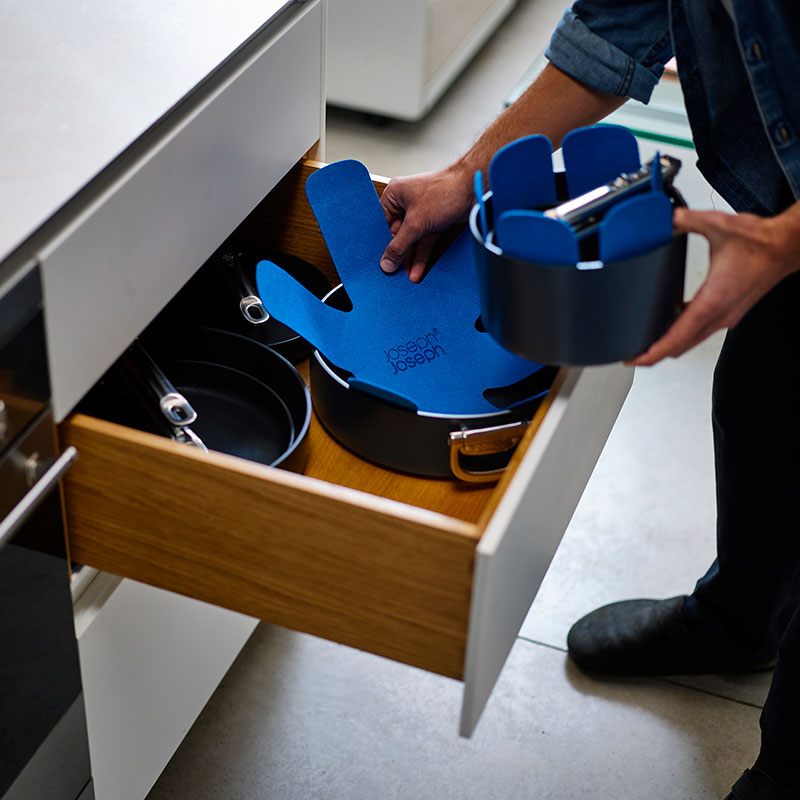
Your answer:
[171,425,209,452]
[448,420,529,483]
[220,251,270,325]
[119,339,198,427]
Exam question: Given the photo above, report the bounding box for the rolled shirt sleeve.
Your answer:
[545,2,673,103]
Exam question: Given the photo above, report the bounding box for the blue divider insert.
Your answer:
[495,210,579,265]
[484,126,675,266]
[599,192,674,262]
[255,159,547,415]
[489,134,557,218]
[561,125,641,197]
[650,150,663,193]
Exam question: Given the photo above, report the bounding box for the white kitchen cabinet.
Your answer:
[72,572,258,800]
[2,2,324,796]
[39,0,325,422]
[326,0,517,120]
[44,0,630,740]
[5,0,632,793]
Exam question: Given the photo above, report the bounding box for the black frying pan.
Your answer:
[83,329,311,472]
[124,352,296,465]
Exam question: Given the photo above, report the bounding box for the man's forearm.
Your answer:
[378,62,628,279]
[451,62,628,182]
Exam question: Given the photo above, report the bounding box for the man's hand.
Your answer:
[379,164,474,283]
[378,64,625,282]
[629,204,800,366]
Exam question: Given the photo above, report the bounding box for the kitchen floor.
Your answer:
[146,1,770,798]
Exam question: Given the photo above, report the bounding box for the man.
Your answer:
[377,2,800,798]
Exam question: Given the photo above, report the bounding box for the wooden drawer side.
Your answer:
[61,414,477,679]
[233,159,387,286]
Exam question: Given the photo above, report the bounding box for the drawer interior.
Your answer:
[59,159,562,681]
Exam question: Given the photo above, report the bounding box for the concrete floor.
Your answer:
[146,1,771,797]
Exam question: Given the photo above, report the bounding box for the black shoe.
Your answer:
[724,769,799,800]
[567,596,775,676]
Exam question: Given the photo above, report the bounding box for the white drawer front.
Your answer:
[41,0,323,421]
[460,363,634,736]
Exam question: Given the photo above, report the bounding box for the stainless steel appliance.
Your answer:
[0,263,93,800]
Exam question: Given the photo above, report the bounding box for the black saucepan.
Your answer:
[155,249,331,364]
[309,286,557,481]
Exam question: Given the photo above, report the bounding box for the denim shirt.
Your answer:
[545,0,800,216]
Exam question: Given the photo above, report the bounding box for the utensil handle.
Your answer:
[448,420,529,483]
[545,154,681,232]
[220,251,270,325]
[118,340,197,427]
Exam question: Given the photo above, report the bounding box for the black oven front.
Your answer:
[0,263,93,800]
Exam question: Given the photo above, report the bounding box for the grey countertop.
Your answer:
[0,0,294,265]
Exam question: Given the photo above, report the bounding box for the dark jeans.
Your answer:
[682,271,800,789]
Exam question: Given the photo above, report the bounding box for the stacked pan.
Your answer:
[80,248,327,472]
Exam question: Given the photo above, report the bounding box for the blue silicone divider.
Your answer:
[255,159,548,415]
[651,151,663,193]
[561,124,641,197]
[474,170,489,240]
[599,192,674,262]
[489,134,557,218]
[495,210,579,265]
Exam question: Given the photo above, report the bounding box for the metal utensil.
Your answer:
[544,154,682,238]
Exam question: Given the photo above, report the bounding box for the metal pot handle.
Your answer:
[116,340,207,451]
[448,420,529,483]
[220,251,270,325]
[119,339,198,428]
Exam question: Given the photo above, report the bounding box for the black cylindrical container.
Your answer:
[469,192,687,366]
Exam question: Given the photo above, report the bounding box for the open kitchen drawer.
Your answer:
[58,160,633,736]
